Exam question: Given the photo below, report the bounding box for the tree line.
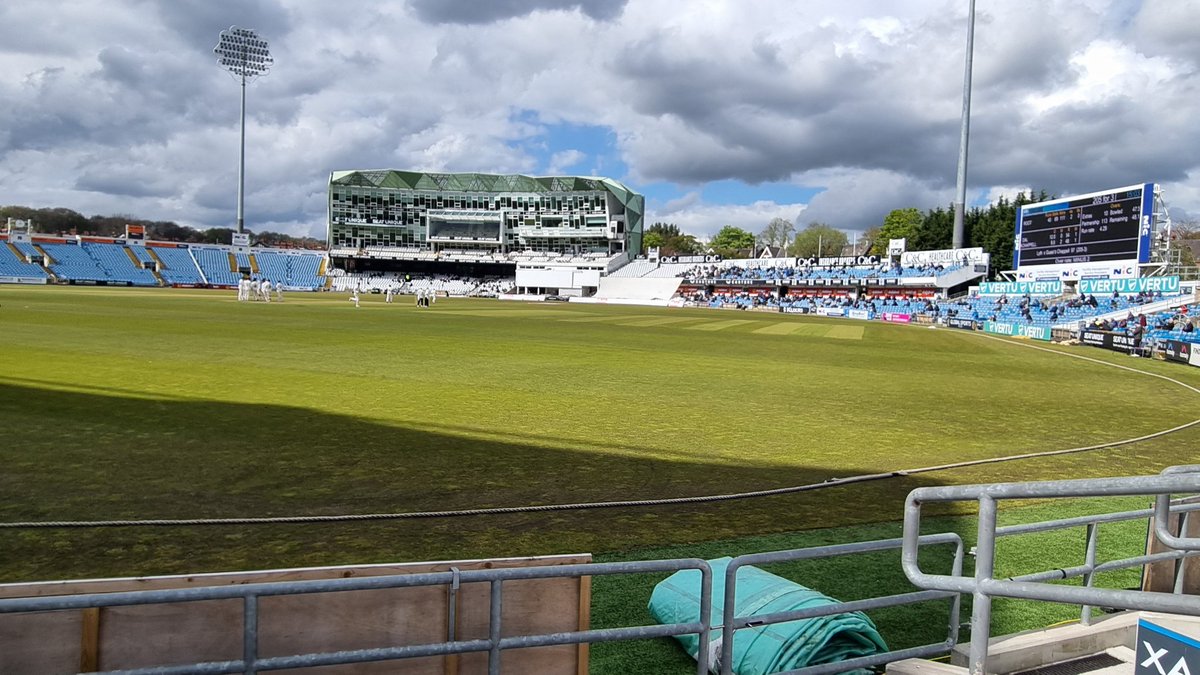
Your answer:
[0,205,326,249]
[643,190,1080,272]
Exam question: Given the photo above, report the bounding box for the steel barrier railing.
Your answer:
[2,466,1197,674]
[1155,464,1200,551]
[0,534,964,675]
[0,558,713,675]
[902,468,1200,675]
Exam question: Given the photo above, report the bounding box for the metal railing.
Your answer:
[0,558,714,675]
[0,534,964,675]
[902,467,1200,675]
[1,467,1196,674]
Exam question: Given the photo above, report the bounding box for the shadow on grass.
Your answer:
[0,379,972,674]
[0,378,957,578]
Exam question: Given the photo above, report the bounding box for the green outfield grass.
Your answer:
[1,285,1198,672]
[1,285,1197,581]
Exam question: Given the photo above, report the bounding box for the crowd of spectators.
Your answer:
[676,261,962,283]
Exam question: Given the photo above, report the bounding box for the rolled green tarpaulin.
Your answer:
[648,557,888,675]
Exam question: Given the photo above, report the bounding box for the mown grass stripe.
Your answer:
[753,322,810,335]
[825,325,865,340]
[685,319,757,332]
[617,317,701,327]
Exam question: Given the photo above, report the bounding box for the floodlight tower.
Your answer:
[214,26,273,234]
[952,0,976,250]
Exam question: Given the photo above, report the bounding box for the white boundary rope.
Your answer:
[3,330,1197,528]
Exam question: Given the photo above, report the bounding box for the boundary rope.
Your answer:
[4,330,1198,529]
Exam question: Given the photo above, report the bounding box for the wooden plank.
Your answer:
[79,607,100,673]
[0,554,591,599]
[1,554,592,675]
[576,575,591,675]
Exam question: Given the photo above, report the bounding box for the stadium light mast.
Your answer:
[214,26,273,234]
[952,0,976,250]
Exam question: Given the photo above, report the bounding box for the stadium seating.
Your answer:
[330,270,510,296]
[0,244,49,279]
[192,247,241,286]
[151,247,205,285]
[39,243,109,283]
[1121,303,1200,346]
[607,260,659,278]
[252,251,326,290]
[81,242,158,285]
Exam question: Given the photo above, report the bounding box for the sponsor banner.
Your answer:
[667,298,686,308]
[888,238,906,255]
[881,312,912,324]
[0,275,49,285]
[231,232,250,247]
[1015,261,1139,281]
[124,224,145,240]
[1162,340,1193,365]
[750,306,779,313]
[782,307,809,314]
[498,293,546,302]
[1079,329,1142,353]
[1135,619,1199,675]
[946,317,977,330]
[847,309,871,320]
[1192,348,1200,368]
[983,320,1052,341]
[659,254,723,264]
[690,278,768,286]
[1079,276,1180,295]
[978,280,1062,296]
[815,307,845,317]
[901,247,986,267]
[799,255,880,266]
[884,279,899,286]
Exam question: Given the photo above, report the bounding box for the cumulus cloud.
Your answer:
[408,0,627,25]
[547,149,586,174]
[0,0,1195,238]
[651,196,809,240]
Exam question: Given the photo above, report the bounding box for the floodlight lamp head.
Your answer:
[214,26,273,80]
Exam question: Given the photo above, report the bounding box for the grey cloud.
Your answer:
[408,0,626,25]
[1130,0,1200,65]
[74,168,176,198]
[153,0,293,57]
[793,171,951,232]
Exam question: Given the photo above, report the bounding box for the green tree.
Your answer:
[913,206,954,252]
[871,208,922,255]
[758,217,795,251]
[671,234,702,255]
[708,225,756,257]
[643,222,701,255]
[642,230,665,252]
[859,226,881,255]
[790,222,849,258]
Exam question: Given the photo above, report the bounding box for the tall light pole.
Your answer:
[952,0,976,250]
[214,26,273,234]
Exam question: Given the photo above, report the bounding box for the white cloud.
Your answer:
[651,198,808,239]
[0,0,1196,238]
[547,149,586,174]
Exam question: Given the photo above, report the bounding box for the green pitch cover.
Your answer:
[649,557,888,674]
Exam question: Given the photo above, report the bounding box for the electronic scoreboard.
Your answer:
[1014,183,1154,268]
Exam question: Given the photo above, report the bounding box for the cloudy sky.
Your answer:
[1,0,1197,240]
